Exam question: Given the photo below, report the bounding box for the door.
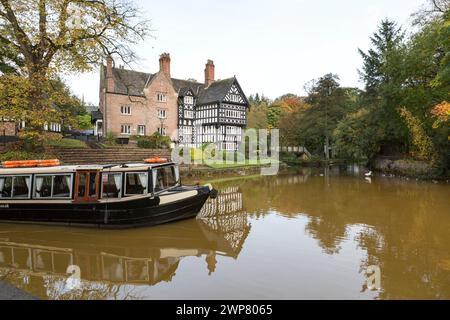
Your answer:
[74,170,99,202]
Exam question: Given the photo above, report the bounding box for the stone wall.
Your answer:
[373,157,436,178]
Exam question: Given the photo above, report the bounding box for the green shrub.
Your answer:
[0,151,53,161]
[104,131,117,145]
[137,138,153,149]
[137,132,172,149]
[18,130,45,152]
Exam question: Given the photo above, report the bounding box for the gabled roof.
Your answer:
[102,66,248,107]
[112,67,152,97]
[172,78,202,96]
[196,78,235,105]
[85,105,99,113]
[91,110,103,123]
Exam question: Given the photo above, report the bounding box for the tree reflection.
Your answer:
[209,171,450,299]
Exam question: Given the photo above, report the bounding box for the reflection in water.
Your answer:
[0,186,250,299]
[0,169,449,299]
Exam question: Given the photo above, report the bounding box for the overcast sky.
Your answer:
[66,0,426,105]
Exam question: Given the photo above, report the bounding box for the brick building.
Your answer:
[98,53,249,150]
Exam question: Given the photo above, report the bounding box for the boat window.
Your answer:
[88,173,97,197]
[102,173,122,198]
[35,176,52,198]
[53,175,72,198]
[0,175,31,198]
[0,176,12,198]
[35,175,72,199]
[12,176,31,198]
[77,173,87,198]
[125,172,148,195]
[152,166,179,193]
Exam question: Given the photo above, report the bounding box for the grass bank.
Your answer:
[206,158,280,169]
[0,137,85,161]
[43,138,87,148]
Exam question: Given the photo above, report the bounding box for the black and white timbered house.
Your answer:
[176,77,249,151]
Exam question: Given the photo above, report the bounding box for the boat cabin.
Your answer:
[0,162,181,203]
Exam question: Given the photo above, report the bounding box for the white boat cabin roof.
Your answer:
[0,162,176,175]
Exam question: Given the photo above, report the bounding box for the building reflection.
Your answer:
[0,185,249,299]
[199,186,249,257]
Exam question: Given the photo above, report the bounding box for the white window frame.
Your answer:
[101,173,123,199]
[137,125,146,136]
[121,106,131,115]
[124,172,148,196]
[121,125,131,135]
[0,175,32,199]
[184,96,193,104]
[157,93,167,102]
[158,109,167,119]
[33,174,73,199]
[158,127,166,136]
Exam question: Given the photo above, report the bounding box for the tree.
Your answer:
[333,109,384,161]
[412,0,450,26]
[267,94,304,129]
[358,19,410,154]
[398,107,435,160]
[0,0,151,130]
[0,74,85,140]
[247,102,269,129]
[247,94,271,129]
[0,37,23,74]
[292,74,359,155]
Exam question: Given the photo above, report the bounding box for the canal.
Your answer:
[0,169,449,299]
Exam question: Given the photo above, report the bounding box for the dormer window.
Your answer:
[230,94,240,103]
[184,96,194,105]
[157,93,167,102]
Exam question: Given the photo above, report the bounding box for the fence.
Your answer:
[279,146,311,158]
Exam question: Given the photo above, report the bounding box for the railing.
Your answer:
[279,146,311,158]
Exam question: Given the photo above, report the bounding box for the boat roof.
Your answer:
[0,162,176,175]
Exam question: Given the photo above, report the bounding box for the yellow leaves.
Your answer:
[430,101,450,140]
[398,107,435,160]
[0,73,77,129]
[431,101,450,129]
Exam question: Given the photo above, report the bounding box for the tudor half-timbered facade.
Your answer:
[98,54,249,151]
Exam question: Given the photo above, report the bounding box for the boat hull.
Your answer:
[0,186,212,229]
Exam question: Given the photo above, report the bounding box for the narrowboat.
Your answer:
[0,159,217,228]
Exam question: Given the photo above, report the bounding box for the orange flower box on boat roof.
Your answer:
[1,159,61,168]
[143,157,168,164]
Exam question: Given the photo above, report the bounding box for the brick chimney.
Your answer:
[204,59,215,87]
[106,56,114,92]
[159,53,171,78]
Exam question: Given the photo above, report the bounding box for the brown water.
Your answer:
[0,169,449,300]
